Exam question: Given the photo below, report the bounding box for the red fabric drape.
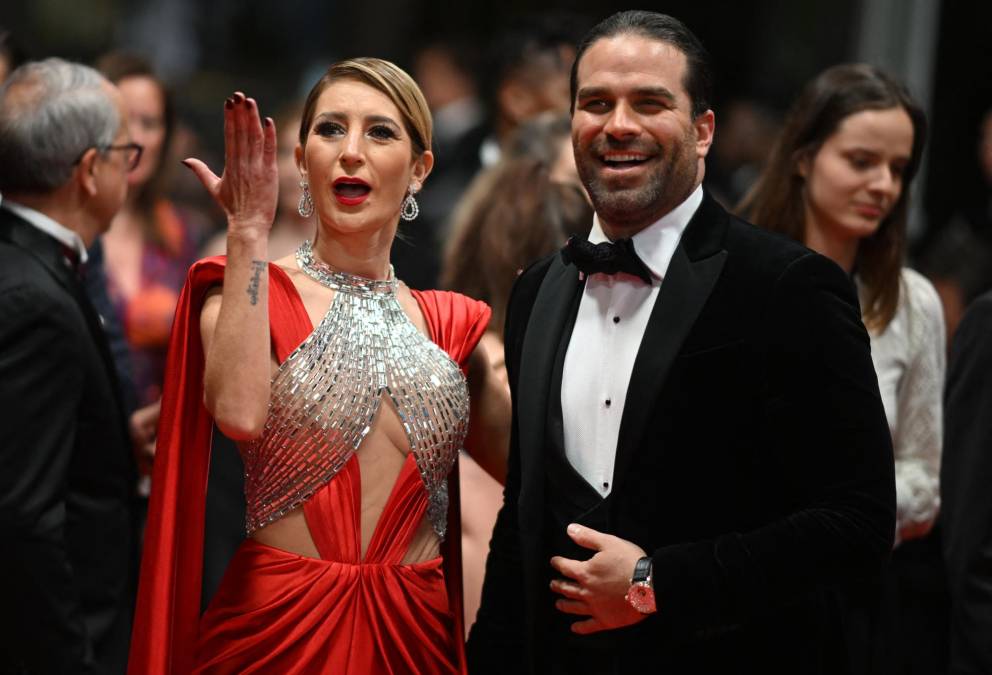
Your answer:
[127,258,489,674]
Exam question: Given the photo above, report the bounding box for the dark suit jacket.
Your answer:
[941,291,992,674]
[467,193,896,674]
[0,208,134,674]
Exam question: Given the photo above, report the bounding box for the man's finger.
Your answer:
[550,556,584,582]
[555,598,590,616]
[567,523,610,552]
[549,579,584,600]
[571,618,604,635]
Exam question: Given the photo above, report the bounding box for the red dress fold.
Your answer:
[128,258,490,675]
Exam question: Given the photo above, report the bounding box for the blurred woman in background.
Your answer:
[741,63,946,674]
[96,52,206,479]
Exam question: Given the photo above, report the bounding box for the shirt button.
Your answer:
[603,482,609,489]
[605,399,611,407]
[613,316,620,324]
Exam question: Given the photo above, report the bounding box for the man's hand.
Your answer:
[129,399,161,475]
[549,523,651,634]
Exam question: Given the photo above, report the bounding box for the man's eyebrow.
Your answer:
[631,86,676,101]
[576,86,677,101]
[576,86,610,100]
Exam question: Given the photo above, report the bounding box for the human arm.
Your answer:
[941,294,992,674]
[185,92,278,440]
[465,334,511,484]
[0,287,97,673]
[892,272,946,543]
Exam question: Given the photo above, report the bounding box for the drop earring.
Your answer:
[298,180,314,217]
[400,184,420,221]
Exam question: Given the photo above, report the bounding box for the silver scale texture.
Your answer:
[242,240,470,539]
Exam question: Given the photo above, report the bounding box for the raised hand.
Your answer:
[183,92,278,238]
[549,523,650,634]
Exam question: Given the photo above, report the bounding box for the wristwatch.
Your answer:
[625,556,656,614]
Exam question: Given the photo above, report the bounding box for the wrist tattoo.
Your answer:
[246,259,266,306]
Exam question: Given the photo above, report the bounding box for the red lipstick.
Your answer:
[332,177,371,206]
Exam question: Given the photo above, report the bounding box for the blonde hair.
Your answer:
[299,57,432,156]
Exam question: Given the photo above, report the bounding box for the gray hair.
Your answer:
[0,58,120,194]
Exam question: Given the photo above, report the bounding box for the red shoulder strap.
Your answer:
[128,257,310,674]
[412,289,491,373]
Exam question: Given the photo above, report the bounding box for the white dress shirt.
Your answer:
[1,196,89,264]
[561,185,703,497]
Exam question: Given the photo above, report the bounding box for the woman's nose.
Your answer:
[339,131,364,167]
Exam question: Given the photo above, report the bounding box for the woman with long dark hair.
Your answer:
[741,63,946,672]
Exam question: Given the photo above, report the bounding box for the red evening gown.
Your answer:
[127,258,490,674]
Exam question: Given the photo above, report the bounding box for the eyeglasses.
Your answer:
[100,142,144,171]
[74,142,144,172]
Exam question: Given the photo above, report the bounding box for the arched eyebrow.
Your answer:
[313,111,402,131]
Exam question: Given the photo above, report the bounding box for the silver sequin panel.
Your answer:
[242,241,470,539]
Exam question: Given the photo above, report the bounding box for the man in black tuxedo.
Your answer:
[467,11,895,674]
[942,290,992,674]
[0,58,136,674]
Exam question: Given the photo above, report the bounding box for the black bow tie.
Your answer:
[560,235,653,284]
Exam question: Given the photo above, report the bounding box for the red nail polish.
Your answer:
[225,98,233,109]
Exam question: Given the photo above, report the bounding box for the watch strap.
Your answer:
[632,556,652,583]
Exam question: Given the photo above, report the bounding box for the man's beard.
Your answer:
[576,132,698,231]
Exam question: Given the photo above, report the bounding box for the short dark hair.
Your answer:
[569,10,713,118]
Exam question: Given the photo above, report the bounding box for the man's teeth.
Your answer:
[604,155,646,163]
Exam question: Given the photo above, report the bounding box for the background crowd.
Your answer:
[0,1,990,673]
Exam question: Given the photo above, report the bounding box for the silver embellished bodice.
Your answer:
[242,241,470,539]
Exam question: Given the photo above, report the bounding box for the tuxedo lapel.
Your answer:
[517,255,583,516]
[0,208,81,297]
[611,194,729,494]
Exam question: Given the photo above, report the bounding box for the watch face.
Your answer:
[626,583,656,614]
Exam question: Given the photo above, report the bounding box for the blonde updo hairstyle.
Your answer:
[298,57,433,158]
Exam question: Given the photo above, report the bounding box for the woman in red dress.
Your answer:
[128,58,509,674]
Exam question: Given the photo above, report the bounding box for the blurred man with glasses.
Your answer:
[0,58,139,674]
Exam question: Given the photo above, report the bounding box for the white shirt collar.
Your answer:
[587,183,703,280]
[0,196,89,264]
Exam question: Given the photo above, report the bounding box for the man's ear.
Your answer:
[76,147,100,197]
[693,109,715,159]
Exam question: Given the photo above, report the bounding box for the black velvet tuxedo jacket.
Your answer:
[467,193,896,674]
[0,208,134,674]
[942,291,992,674]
